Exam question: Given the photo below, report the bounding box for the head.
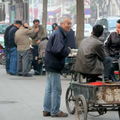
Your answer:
[52,23,58,30]
[33,19,40,28]
[60,17,71,32]
[92,24,104,38]
[14,20,22,28]
[116,19,120,34]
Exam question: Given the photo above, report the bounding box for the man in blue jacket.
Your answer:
[4,23,14,74]
[43,17,71,117]
[8,20,22,75]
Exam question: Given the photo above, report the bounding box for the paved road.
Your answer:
[0,65,119,120]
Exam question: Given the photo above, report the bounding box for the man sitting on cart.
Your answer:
[74,24,117,82]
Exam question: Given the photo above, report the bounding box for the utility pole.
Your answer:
[76,0,84,48]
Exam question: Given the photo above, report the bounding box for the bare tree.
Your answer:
[76,0,84,48]
[42,0,48,32]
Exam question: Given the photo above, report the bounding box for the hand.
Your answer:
[35,56,38,60]
[24,23,29,27]
[37,39,40,44]
[68,47,71,52]
[35,27,39,32]
[38,60,41,64]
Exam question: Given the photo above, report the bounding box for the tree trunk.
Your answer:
[42,0,48,33]
[76,0,84,48]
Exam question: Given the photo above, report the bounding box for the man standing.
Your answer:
[31,19,45,75]
[8,20,22,75]
[43,17,71,117]
[4,23,14,74]
[15,23,38,77]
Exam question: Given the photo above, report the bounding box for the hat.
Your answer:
[15,20,22,25]
[52,23,58,30]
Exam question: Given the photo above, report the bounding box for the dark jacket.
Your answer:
[8,26,19,48]
[4,24,14,47]
[74,35,105,74]
[104,31,120,57]
[45,26,70,73]
[65,29,76,49]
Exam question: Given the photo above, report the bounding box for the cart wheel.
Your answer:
[75,95,88,120]
[66,86,75,114]
[118,107,120,119]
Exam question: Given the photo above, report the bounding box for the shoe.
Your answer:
[43,111,51,117]
[62,73,67,78]
[51,111,68,117]
[34,72,40,75]
[23,74,32,77]
[104,77,112,83]
[17,74,22,76]
[10,73,17,76]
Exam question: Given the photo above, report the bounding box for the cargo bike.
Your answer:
[66,65,120,120]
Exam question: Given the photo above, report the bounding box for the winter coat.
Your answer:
[45,26,70,73]
[104,31,120,57]
[74,35,105,74]
[15,26,35,51]
[30,25,46,45]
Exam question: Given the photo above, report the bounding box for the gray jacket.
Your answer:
[74,35,105,74]
[38,39,48,58]
[31,25,46,45]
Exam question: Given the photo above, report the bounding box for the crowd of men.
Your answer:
[4,16,120,117]
[4,19,46,77]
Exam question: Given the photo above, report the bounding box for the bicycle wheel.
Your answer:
[75,95,88,120]
[66,86,75,114]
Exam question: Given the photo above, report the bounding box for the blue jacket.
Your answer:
[45,26,70,73]
[4,24,14,47]
[65,29,76,49]
[8,26,18,48]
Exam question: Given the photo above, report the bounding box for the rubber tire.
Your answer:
[66,86,75,114]
[75,95,88,120]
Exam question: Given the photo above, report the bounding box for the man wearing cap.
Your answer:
[8,20,22,75]
[31,19,46,75]
[52,23,58,31]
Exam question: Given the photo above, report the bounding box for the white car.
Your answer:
[72,23,92,37]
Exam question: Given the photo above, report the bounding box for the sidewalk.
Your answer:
[0,65,118,120]
[0,65,75,120]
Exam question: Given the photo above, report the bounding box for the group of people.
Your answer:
[4,19,46,77]
[43,17,120,117]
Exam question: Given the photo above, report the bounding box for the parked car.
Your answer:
[72,23,92,37]
[94,16,120,42]
[0,22,10,48]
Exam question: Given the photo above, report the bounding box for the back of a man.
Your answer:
[15,23,36,77]
[74,24,117,82]
[75,35,104,75]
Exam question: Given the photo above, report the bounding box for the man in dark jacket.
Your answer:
[4,23,14,74]
[104,19,120,58]
[8,20,22,75]
[74,25,117,82]
[43,17,71,117]
[65,29,76,49]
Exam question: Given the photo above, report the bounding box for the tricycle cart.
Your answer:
[66,74,120,120]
